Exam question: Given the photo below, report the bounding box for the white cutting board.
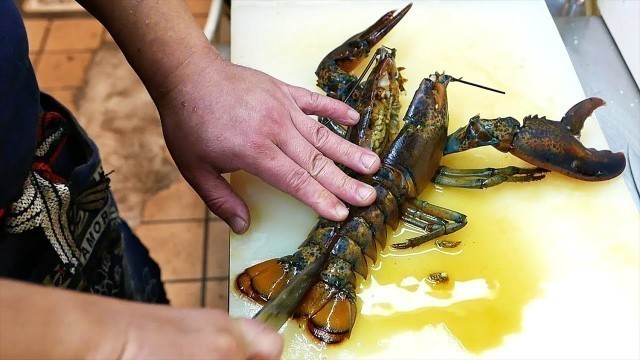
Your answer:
[228,1,640,359]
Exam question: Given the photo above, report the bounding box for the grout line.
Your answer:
[40,48,101,55]
[20,11,93,20]
[40,85,82,92]
[164,276,228,284]
[31,18,52,71]
[225,221,230,294]
[200,206,210,307]
[139,217,207,225]
[164,278,202,284]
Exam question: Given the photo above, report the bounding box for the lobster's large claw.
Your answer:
[444,98,626,181]
[315,3,412,100]
[560,97,606,135]
[512,98,626,181]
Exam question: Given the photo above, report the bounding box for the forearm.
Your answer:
[0,278,126,359]
[76,0,217,99]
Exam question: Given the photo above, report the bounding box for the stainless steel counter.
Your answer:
[553,16,640,209]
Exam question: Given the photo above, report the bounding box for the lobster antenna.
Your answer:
[344,47,394,102]
[450,77,506,94]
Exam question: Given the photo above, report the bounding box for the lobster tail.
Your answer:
[236,258,294,304]
[295,257,358,344]
[307,291,357,344]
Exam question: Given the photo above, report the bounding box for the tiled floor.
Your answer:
[20,0,232,309]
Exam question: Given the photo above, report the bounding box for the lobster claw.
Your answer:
[444,97,626,181]
[327,3,412,73]
[315,3,411,100]
[560,97,606,136]
[512,97,626,181]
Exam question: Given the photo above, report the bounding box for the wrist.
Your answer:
[148,44,226,104]
[0,279,130,359]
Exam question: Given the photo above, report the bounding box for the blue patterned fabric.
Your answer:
[0,0,39,207]
[0,0,168,304]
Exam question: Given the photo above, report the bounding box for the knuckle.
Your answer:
[285,167,312,196]
[246,135,262,152]
[339,141,357,158]
[309,152,330,178]
[308,91,323,107]
[205,197,227,217]
[311,125,331,149]
[337,173,351,191]
[262,107,285,128]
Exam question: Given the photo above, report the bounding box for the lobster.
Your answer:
[235,4,626,344]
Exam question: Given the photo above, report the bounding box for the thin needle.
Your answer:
[451,77,506,94]
[344,54,377,102]
[344,47,394,102]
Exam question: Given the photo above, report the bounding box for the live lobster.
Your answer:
[236,4,626,344]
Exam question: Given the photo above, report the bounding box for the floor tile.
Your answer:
[36,52,93,88]
[20,0,86,14]
[29,54,40,71]
[135,221,205,281]
[205,279,228,310]
[165,281,203,308]
[41,88,78,113]
[45,18,103,51]
[102,29,115,43]
[23,18,49,53]
[186,0,213,16]
[141,176,207,222]
[194,14,209,30]
[206,219,229,277]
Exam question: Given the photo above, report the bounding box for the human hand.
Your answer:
[0,279,281,360]
[121,306,283,360]
[155,46,381,233]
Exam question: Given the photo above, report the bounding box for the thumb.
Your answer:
[189,170,250,234]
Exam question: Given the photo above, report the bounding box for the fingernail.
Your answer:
[230,216,247,234]
[361,153,378,170]
[335,203,349,219]
[358,186,375,202]
[347,109,360,122]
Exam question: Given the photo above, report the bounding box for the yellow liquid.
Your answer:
[269,147,640,359]
[278,170,551,358]
[352,183,547,355]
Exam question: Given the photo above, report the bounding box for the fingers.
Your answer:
[274,125,378,208]
[188,169,250,234]
[292,112,381,175]
[235,318,284,360]
[288,85,360,126]
[251,143,350,221]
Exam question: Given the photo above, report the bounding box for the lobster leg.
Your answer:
[392,199,467,249]
[444,98,626,181]
[433,165,548,188]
